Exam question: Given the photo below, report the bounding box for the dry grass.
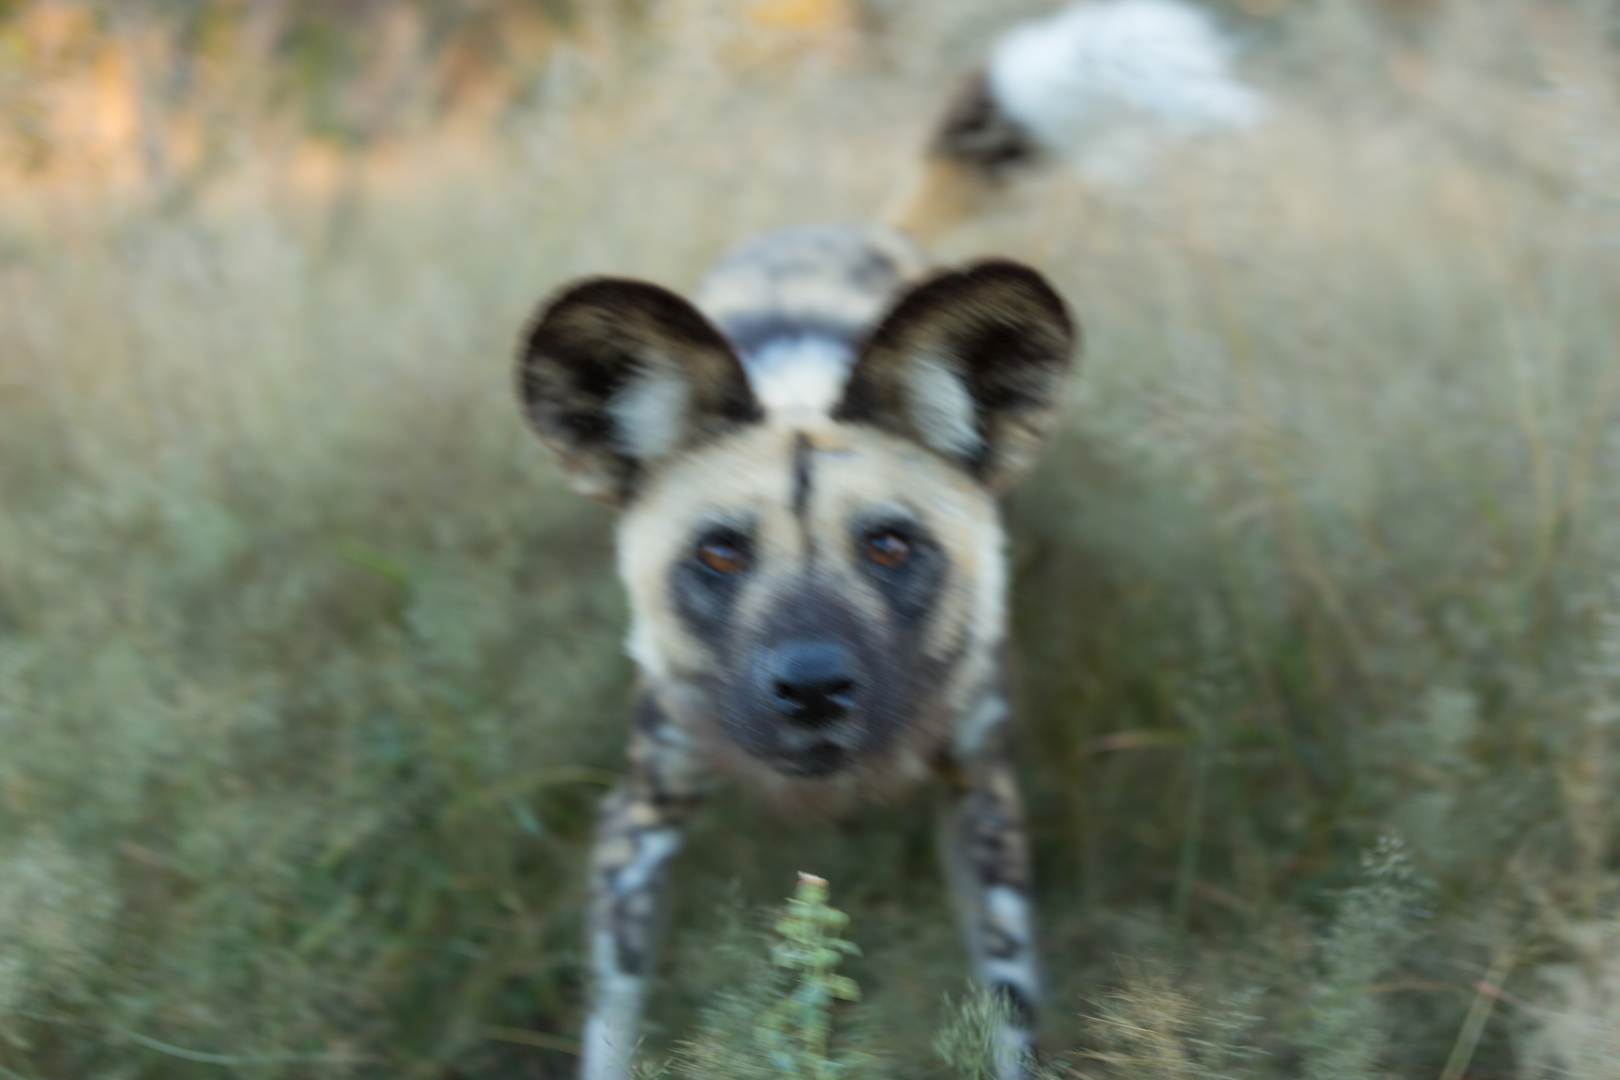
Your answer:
[2,1,1619,1076]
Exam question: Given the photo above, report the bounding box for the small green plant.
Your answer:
[756,873,865,1078]
[672,875,1038,1080]
[667,873,873,1080]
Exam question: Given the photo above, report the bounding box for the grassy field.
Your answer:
[2,1,1620,1076]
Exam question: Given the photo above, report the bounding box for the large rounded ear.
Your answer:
[832,260,1077,494]
[517,278,763,504]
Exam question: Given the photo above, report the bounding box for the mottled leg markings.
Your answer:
[937,702,1039,1080]
[581,694,711,1080]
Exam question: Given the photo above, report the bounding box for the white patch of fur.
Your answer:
[744,336,854,418]
[615,828,681,895]
[608,364,691,460]
[987,885,1032,943]
[972,514,1008,668]
[989,0,1266,181]
[903,354,984,461]
[582,931,645,1080]
[624,620,669,682]
[992,1022,1035,1080]
[954,694,1009,758]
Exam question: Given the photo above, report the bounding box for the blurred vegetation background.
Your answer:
[2,0,1619,1077]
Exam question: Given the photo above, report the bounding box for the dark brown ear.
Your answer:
[517,278,762,503]
[832,260,1076,494]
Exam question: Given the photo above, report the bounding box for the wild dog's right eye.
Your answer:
[696,534,749,576]
[864,529,912,570]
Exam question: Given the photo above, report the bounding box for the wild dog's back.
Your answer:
[694,224,927,417]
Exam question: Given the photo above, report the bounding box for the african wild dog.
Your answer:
[523,228,1068,1078]
[515,4,1262,1077]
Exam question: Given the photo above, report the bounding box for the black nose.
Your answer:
[767,642,857,725]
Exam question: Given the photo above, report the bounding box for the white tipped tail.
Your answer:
[889,0,1267,240]
[991,0,1266,149]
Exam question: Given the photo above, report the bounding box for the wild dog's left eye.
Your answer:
[696,536,749,575]
[864,530,912,570]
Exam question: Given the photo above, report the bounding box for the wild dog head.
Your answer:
[518,257,1076,797]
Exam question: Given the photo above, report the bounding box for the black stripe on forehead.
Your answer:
[792,431,813,521]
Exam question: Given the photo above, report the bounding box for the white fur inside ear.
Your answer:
[609,364,691,460]
[903,353,984,462]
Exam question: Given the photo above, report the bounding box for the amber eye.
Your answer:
[696,536,748,575]
[865,530,912,569]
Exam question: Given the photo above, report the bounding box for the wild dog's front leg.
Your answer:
[581,693,710,1080]
[937,697,1038,1079]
